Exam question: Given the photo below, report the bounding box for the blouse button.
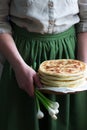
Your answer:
[49,20,54,25]
[48,1,54,8]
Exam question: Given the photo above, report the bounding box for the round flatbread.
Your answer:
[40,77,86,87]
[38,59,87,88]
[39,71,85,81]
[38,59,87,77]
[40,78,86,88]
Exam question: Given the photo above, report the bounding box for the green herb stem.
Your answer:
[35,91,49,110]
[35,89,52,105]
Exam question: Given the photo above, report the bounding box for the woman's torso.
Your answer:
[10,0,79,34]
[0,0,80,34]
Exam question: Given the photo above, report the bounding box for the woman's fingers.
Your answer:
[33,73,42,88]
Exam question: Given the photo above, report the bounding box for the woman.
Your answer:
[0,0,87,130]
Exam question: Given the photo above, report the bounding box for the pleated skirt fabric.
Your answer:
[0,23,87,130]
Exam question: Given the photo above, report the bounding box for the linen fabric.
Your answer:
[0,0,87,34]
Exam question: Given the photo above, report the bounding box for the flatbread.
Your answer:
[40,77,85,87]
[39,71,85,80]
[38,59,87,77]
[38,59,87,88]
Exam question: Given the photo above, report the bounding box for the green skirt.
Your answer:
[0,23,87,130]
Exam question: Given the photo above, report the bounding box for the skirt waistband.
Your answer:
[12,23,75,40]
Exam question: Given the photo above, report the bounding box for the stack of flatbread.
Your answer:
[38,59,87,88]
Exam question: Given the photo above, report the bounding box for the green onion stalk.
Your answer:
[36,95,44,119]
[35,89,59,120]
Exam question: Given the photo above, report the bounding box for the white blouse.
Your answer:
[0,0,87,34]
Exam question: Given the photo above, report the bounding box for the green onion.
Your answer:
[35,89,59,120]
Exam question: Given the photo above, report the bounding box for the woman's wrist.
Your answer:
[77,32,87,63]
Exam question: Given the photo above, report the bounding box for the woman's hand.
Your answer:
[14,62,42,97]
[0,33,42,97]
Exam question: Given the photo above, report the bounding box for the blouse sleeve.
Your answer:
[77,0,87,32]
[0,0,12,34]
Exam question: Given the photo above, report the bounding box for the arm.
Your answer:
[0,33,42,96]
[77,0,87,63]
[77,32,87,63]
[0,1,41,96]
